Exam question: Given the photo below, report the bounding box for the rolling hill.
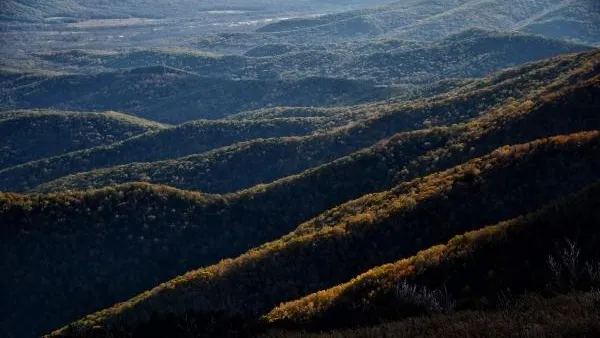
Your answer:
[0,66,398,123]
[0,117,324,192]
[266,180,600,329]
[2,2,600,336]
[47,131,600,337]
[6,69,600,338]
[1,183,288,338]
[35,29,592,86]
[18,49,599,194]
[0,50,596,338]
[252,0,600,46]
[0,109,165,169]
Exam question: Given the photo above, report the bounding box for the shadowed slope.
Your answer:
[24,49,600,194]
[0,67,399,123]
[261,292,600,337]
[0,110,165,169]
[8,73,600,338]
[266,180,600,328]
[0,117,323,192]
[49,131,600,337]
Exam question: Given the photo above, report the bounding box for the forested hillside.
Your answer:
[4,67,599,336]
[0,68,398,123]
[33,30,591,85]
[0,117,323,192]
[14,49,598,194]
[0,110,165,169]
[48,131,600,337]
[267,180,600,328]
[2,0,600,337]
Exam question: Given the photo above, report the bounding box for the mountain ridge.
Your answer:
[47,130,600,337]
[19,49,600,194]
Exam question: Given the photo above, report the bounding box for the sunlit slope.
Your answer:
[262,293,600,337]
[7,72,600,338]
[50,131,600,337]
[267,180,600,328]
[24,50,600,194]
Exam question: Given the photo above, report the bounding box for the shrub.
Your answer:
[395,280,455,315]
[547,239,600,291]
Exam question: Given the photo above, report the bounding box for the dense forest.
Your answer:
[2,49,597,194]
[0,110,165,169]
[46,131,600,337]
[1,0,600,337]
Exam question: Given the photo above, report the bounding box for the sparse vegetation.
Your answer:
[547,239,600,292]
[264,179,600,330]
[395,281,456,315]
[260,292,600,338]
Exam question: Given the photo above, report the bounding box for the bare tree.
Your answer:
[547,239,600,291]
[395,280,455,314]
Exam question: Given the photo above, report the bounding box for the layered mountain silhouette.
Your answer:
[2,0,600,337]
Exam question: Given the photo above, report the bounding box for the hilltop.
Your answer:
[17,49,599,194]
[0,109,165,169]
[0,67,397,123]
[266,179,600,328]
[35,29,592,85]
[48,131,600,337]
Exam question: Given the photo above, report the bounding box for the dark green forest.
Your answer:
[1,0,600,337]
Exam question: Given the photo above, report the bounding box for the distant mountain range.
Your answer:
[0,0,393,22]
[34,29,592,84]
[253,0,600,45]
[1,29,591,125]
